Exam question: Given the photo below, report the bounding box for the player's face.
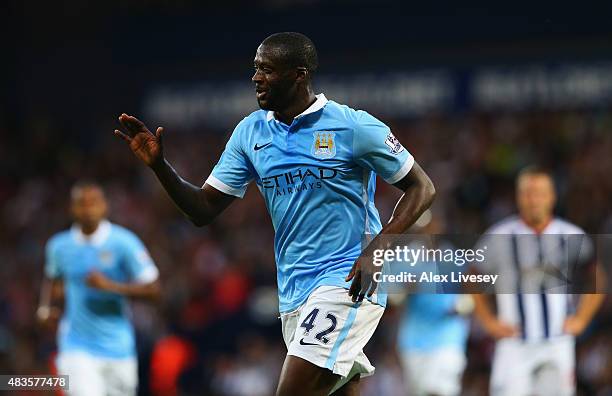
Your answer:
[71,187,108,229]
[516,174,556,225]
[252,44,298,111]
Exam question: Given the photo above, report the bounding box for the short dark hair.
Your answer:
[71,179,105,200]
[261,32,318,72]
[516,165,554,186]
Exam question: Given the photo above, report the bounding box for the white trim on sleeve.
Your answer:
[134,265,159,284]
[385,155,415,184]
[204,174,248,198]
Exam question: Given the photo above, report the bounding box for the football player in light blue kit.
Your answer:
[37,181,160,396]
[398,294,471,396]
[396,216,471,396]
[114,32,435,396]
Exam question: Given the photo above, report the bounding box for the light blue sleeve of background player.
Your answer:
[206,121,255,198]
[352,110,414,184]
[44,236,62,279]
[121,231,159,284]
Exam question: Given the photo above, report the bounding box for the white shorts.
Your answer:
[400,348,466,396]
[491,336,575,396]
[56,351,138,396]
[281,286,385,385]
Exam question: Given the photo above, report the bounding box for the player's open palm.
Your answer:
[114,113,165,168]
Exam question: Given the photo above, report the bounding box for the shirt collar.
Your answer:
[71,219,111,246]
[266,93,328,122]
[518,217,555,235]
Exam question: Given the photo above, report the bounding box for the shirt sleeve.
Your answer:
[352,110,414,184]
[44,237,62,279]
[122,233,159,284]
[205,121,254,198]
[569,233,595,267]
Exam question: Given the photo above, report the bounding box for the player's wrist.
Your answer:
[149,156,167,172]
[571,314,588,328]
[36,306,60,324]
[482,316,501,331]
[103,279,123,294]
[361,235,387,257]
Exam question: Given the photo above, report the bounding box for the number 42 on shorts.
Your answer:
[299,308,338,344]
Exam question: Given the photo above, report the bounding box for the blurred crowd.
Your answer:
[1,106,612,395]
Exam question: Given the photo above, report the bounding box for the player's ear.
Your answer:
[101,199,109,217]
[69,202,77,219]
[296,67,308,83]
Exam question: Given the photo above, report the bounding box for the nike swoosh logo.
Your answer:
[299,338,318,346]
[254,142,271,151]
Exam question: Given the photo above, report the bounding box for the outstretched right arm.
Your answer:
[148,158,235,226]
[114,114,235,226]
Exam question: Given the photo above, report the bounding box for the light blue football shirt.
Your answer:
[398,294,470,352]
[45,220,159,358]
[205,94,414,313]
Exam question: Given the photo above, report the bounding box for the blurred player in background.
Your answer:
[395,213,472,396]
[114,32,435,395]
[398,294,471,396]
[472,167,605,396]
[37,181,161,396]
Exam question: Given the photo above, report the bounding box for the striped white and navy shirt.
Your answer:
[480,216,593,342]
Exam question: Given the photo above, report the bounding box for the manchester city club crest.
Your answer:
[99,251,114,267]
[312,131,336,159]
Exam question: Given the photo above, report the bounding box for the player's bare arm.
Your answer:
[564,264,606,335]
[86,271,161,301]
[468,265,519,339]
[347,162,436,302]
[471,294,519,339]
[114,113,235,226]
[37,277,64,327]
